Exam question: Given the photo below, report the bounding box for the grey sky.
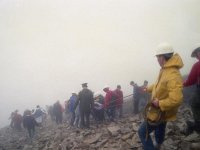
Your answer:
[0,0,200,127]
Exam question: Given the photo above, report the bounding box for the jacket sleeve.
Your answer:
[184,63,198,87]
[91,91,94,109]
[159,78,183,111]
[147,84,154,93]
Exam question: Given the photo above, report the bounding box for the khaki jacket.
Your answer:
[147,53,184,121]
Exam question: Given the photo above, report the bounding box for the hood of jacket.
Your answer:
[163,53,184,69]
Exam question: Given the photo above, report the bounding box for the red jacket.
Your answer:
[114,89,123,108]
[184,61,200,87]
[104,90,114,109]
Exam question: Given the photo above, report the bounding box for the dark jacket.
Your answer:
[76,88,94,112]
[23,115,38,129]
[53,102,63,115]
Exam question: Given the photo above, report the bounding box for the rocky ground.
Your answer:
[0,103,200,150]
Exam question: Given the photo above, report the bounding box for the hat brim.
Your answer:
[191,49,200,57]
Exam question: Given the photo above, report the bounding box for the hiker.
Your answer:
[11,110,23,131]
[114,85,124,118]
[183,43,200,135]
[53,100,63,124]
[32,105,46,126]
[74,83,94,129]
[138,80,149,111]
[23,109,38,138]
[138,43,183,150]
[103,86,117,121]
[9,112,15,128]
[48,105,55,121]
[69,92,77,126]
[93,92,105,123]
[63,100,71,123]
[130,81,140,114]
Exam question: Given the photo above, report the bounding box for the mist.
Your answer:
[0,0,200,128]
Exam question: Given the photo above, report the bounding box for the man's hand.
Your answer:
[151,99,159,108]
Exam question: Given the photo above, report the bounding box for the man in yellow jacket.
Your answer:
[138,43,183,150]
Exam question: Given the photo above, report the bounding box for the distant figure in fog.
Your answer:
[114,85,123,118]
[10,110,23,131]
[9,112,15,128]
[32,105,46,126]
[69,92,77,126]
[138,80,149,111]
[103,86,117,121]
[23,109,38,138]
[130,81,140,114]
[75,83,93,129]
[48,105,55,121]
[53,100,63,124]
[93,92,104,123]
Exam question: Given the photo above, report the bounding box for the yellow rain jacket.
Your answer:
[147,53,184,122]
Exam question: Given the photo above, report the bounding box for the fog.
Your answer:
[0,0,199,128]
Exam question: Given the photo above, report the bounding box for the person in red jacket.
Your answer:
[114,85,123,118]
[183,43,200,135]
[103,86,116,121]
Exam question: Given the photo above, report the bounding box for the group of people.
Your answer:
[66,83,124,129]
[9,105,47,138]
[45,80,148,131]
[8,42,200,150]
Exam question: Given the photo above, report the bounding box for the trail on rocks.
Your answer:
[0,104,200,150]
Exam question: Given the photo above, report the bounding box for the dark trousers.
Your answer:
[27,127,35,138]
[93,109,104,122]
[191,88,200,122]
[80,110,90,128]
[70,112,75,126]
[138,121,166,150]
[186,88,200,134]
[133,96,139,114]
[118,105,123,118]
[55,113,63,124]
[106,106,115,121]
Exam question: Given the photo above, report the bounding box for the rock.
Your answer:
[184,132,200,142]
[107,126,120,136]
[23,145,33,150]
[121,133,133,141]
[83,133,102,144]
[180,141,191,150]
[191,142,200,150]
[132,123,139,131]
[0,103,199,150]
[78,143,89,149]
[95,139,108,148]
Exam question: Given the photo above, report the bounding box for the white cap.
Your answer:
[155,42,174,56]
[191,43,200,57]
[103,85,109,90]
[94,92,101,98]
